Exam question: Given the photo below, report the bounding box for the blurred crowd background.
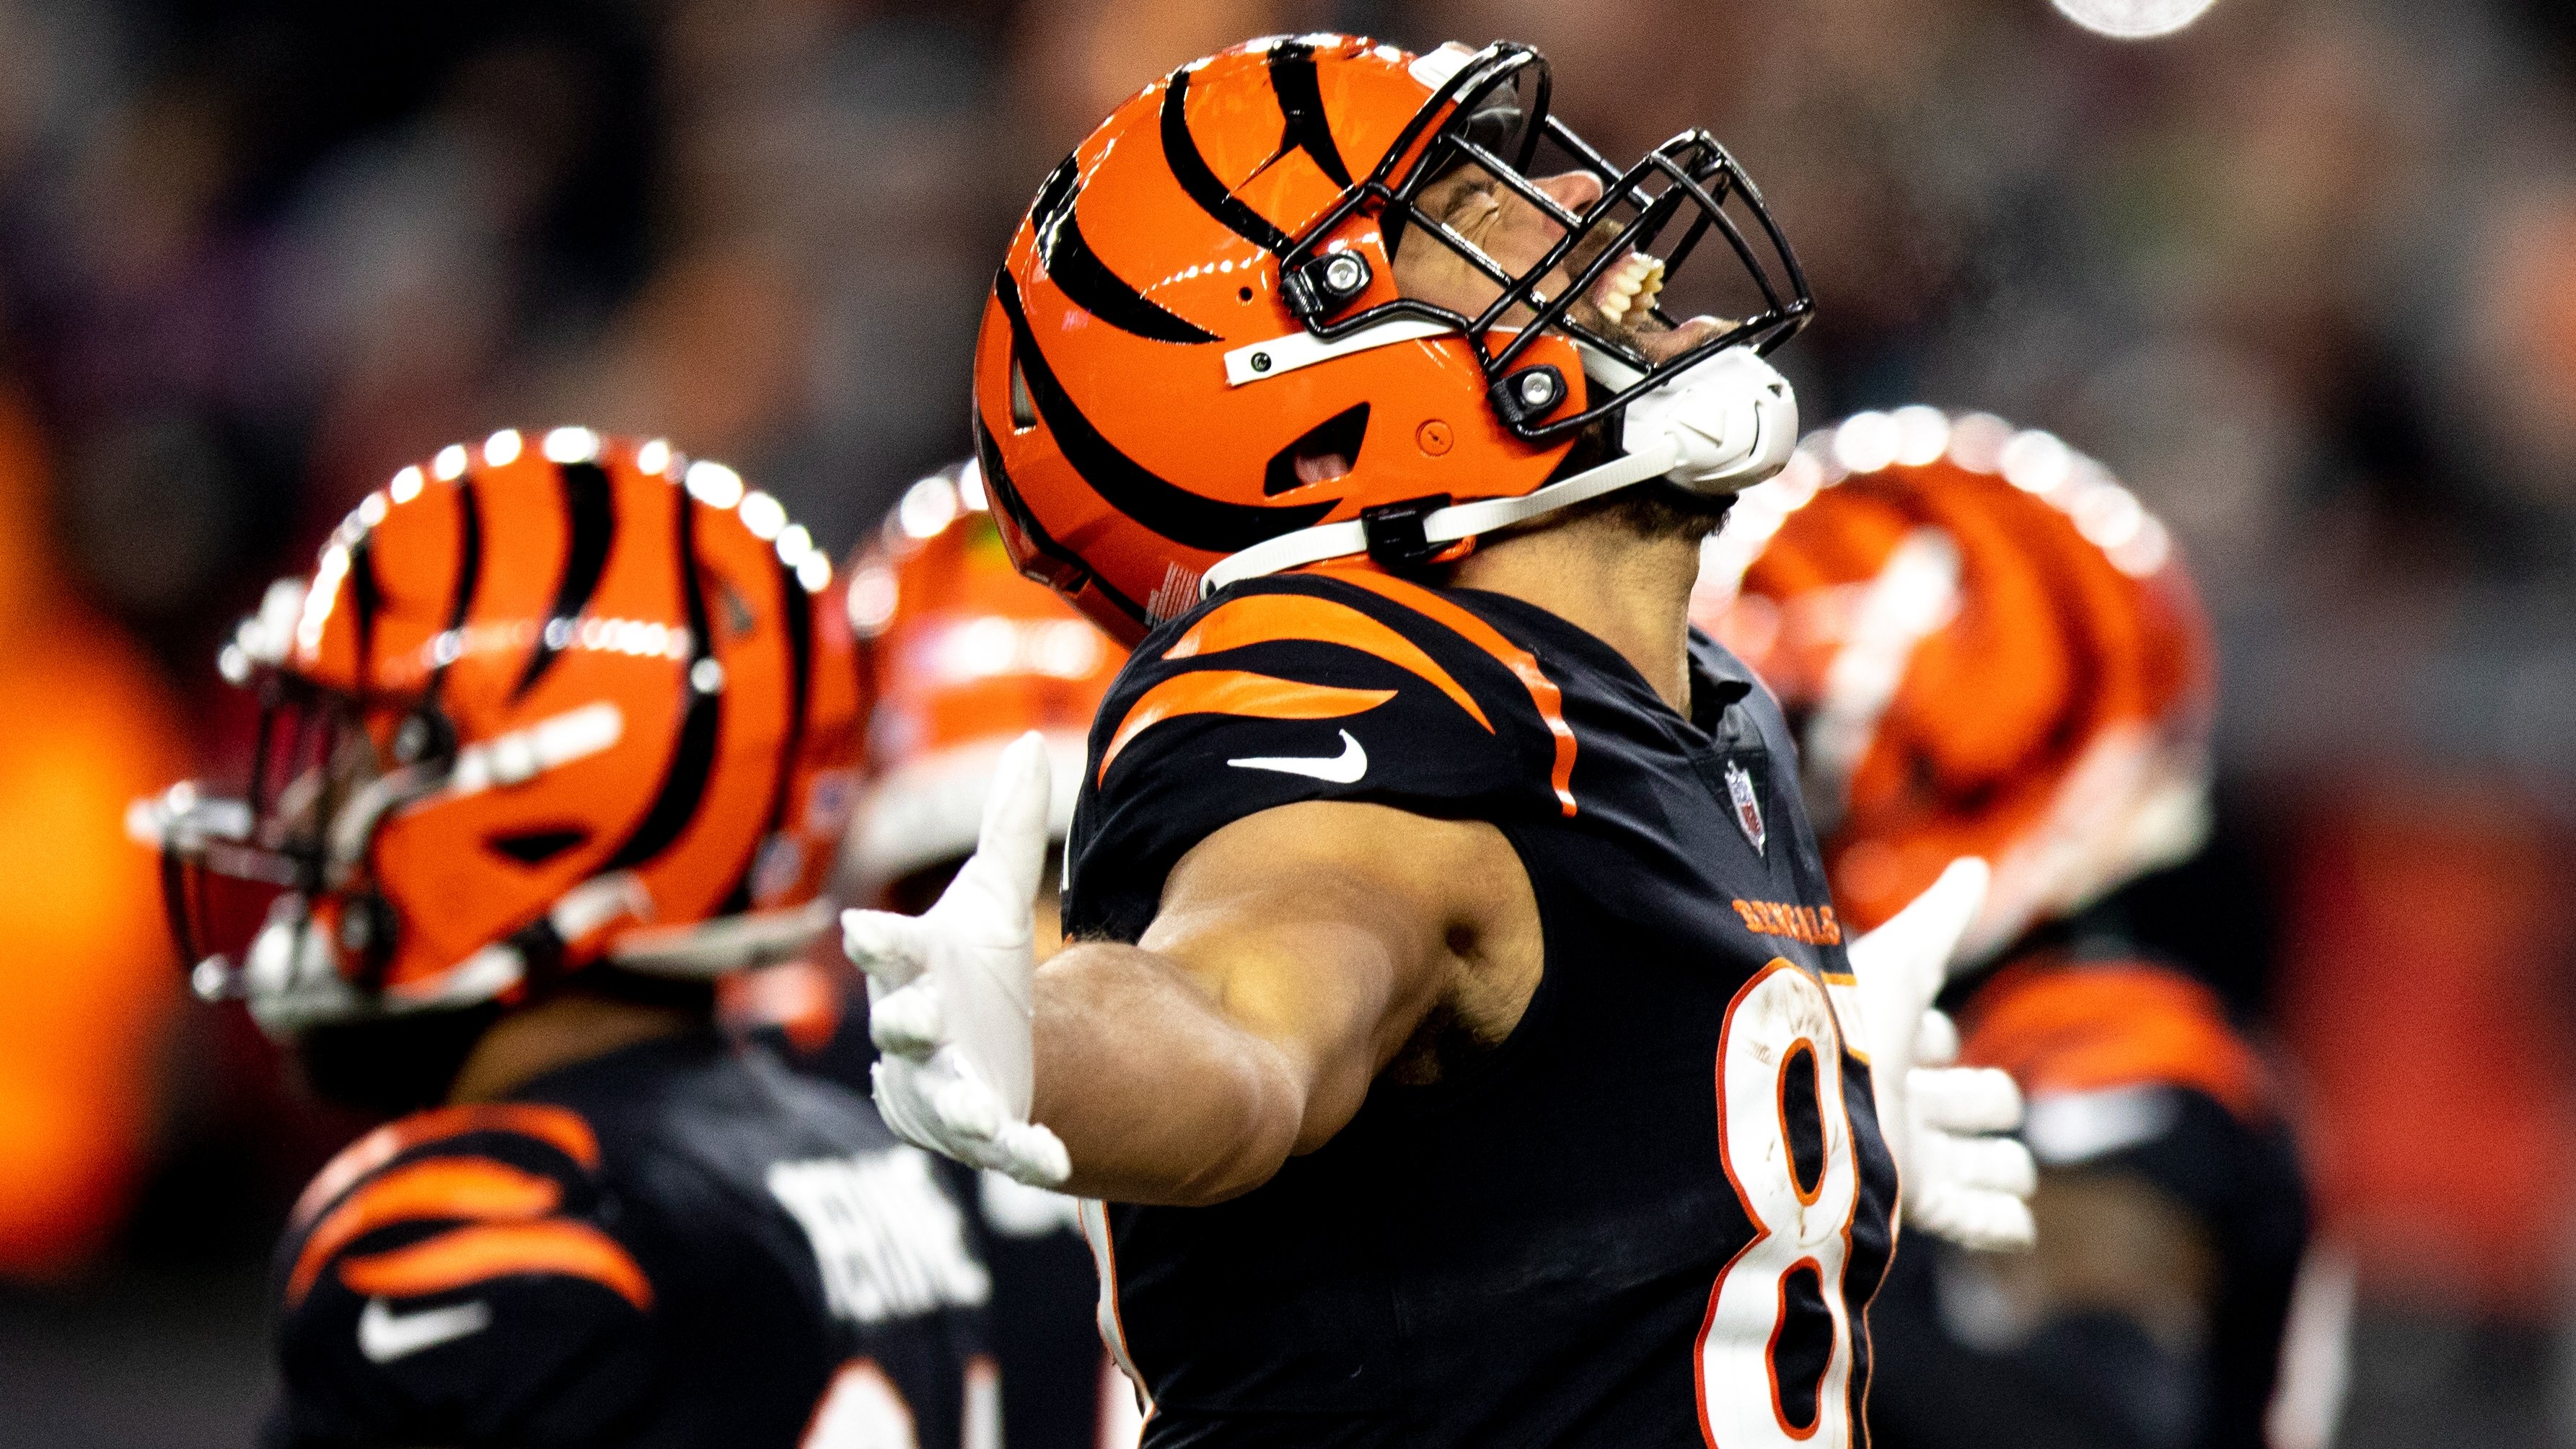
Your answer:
[1,0,2572,1443]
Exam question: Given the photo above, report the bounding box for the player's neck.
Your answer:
[1449,509,1702,713]
[447,990,703,1104]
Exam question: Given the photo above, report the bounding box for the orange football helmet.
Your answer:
[133,429,861,1036]
[842,459,1124,899]
[1696,408,2213,960]
[973,35,1810,642]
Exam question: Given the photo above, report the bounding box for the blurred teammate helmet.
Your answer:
[973,35,1811,643]
[843,460,1123,900]
[1695,409,2212,961]
[132,430,861,1037]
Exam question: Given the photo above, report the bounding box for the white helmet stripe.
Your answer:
[1805,527,1961,813]
[447,702,625,796]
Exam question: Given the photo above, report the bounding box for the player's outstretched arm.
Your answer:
[1031,798,1534,1205]
[845,733,1536,1207]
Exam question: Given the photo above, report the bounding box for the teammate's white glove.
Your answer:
[1846,858,2037,1251]
[843,732,1071,1189]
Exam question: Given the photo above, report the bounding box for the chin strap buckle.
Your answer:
[1360,495,1452,571]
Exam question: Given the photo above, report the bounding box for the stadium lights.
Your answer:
[2051,0,2219,39]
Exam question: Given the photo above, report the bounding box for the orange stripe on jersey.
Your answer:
[1164,593,1493,733]
[1099,671,1397,781]
[287,1158,565,1307]
[1959,959,2265,1122]
[339,1218,654,1311]
[1327,570,1580,815]
[291,1103,601,1231]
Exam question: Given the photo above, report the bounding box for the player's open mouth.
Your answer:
[1568,249,1733,366]
[1587,251,1663,327]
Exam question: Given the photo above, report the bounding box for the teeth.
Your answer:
[1593,254,1664,326]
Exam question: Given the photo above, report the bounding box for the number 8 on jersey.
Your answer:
[1699,961,1865,1448]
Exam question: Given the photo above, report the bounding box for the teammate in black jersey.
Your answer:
[730,470,1141,1448]
[1697,411,2315,1449]
[131,432,993,1448]
[271,1031,993,1449]
[838,38,2033,1447]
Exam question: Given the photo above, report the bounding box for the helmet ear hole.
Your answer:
[1008,353,1039,432]
[488,827,592,866]
[1263,403,1370,496]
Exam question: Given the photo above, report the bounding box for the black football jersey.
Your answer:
[1865,944,2309,1449]
[265,1031,995,1449]
[1063,569,1900,1448]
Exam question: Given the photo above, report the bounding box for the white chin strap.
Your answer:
[1202,345,1798,596]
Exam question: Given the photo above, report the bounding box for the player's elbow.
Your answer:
[1160,1038,1307,1207]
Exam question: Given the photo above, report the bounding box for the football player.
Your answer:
[730,460,1140,1449]
[131,431,996,1449]
[840,37,2032,1446]
[1697,409,2313,1449]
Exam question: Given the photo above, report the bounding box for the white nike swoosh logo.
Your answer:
[1226,729,1367,784]
[359,1295,492,1363]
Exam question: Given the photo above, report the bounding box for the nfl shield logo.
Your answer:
[1723,759,1767,855]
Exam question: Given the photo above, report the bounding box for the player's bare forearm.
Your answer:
[1029,801,1511,1206]
[1028,941,1312,1204]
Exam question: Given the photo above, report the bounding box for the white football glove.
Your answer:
[843,731,1071,1189]
[1846,858,2038,1251]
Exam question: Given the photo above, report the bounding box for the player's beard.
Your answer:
[1594,480,1735,542]
[1543,416,1737,542]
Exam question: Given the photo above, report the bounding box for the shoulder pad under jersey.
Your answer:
[267,1102,656,1448]
[1065,570,1579,942]
[1959,954,2273,1128]
[1956,951,2307,1261]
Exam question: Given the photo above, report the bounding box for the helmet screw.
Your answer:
[1417,420,1455,457]
[1250,352,1273,374]
[1284,251,1374,317]
[190,957,237,1003]
[1489,365,1569,428]
[393,713,436,764]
